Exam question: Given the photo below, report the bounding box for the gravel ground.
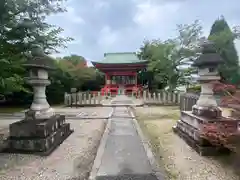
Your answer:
[0,107,113,119]
[54,107,113,118]
[135,106,239,180]
[0,119,106,180]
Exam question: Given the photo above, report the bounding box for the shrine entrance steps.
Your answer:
[89,97,164,180]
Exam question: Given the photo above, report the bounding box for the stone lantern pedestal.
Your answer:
[173,41,231,155]
[3,45,73,156]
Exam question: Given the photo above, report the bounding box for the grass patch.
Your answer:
[135,106,180,179]
[138,119,178,179]
[147,124,178,179]
[0,107,25,113]
[136,106,240,180]
[136,113,179,121]
[135,106,180,121]
[0,104,64,114]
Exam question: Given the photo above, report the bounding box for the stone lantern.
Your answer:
[192,40,223,118]
[5,45,73,156]
[173,40,225,155]
[24,45,56,119]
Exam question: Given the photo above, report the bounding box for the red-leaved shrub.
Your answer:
[212,81,236,95]
[200,122,240,151]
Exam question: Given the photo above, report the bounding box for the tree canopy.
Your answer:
[208,16,240,85]
[46,56,103,104]
[0,0,105,105]
[1,0,240,106]
[139,18,240,91]
[139,20,203,91]
[56,55,104,91]
[0,0,72,95]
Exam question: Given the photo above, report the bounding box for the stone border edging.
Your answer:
[0,109,114,120]
[102,104,144,107]
[144,103,179,106]
[0,113,24,117]
[129,106,166,180]
[88,107,115,180]
[66,104,103,107]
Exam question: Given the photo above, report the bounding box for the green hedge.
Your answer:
[187,85,201,93]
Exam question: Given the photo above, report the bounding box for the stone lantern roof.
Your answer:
[23,44,56,70]
[192,40,223,68]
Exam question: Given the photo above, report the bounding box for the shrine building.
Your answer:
[91,52,147,95]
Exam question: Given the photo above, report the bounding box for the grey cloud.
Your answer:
[61,0,139,60]
[73,0,137,30]
[48,0,240,61]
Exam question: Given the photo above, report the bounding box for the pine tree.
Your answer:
[208,16,240,84]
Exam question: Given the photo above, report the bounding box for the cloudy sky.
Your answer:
[47,0,240,64]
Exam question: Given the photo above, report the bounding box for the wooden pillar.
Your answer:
[105,73,111,85]
[135,72,137,85]
[105,74,107,85]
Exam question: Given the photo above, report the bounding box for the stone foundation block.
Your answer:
[2,114,73,156]
[9,115,65,138]
[178,111,222,146]
[192,105,222,118]
[174,111,239,156]
[9,123,71,152]
[173,126,230,156]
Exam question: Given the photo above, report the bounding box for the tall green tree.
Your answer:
[61,55,86,66]
[0,0,72,95]
[208,17,240,84]
[46,55,105,104]
[56,55,104,91]
[139,20,203,91]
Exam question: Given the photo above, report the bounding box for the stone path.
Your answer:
[90,96,163,180]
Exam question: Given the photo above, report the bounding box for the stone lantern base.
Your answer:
[173,111,231,156]
[2,114,73,156]
[192,105,222,118]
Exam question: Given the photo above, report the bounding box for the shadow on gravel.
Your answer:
[213,153,240,178]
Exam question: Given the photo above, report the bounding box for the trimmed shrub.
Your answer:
[187,82,236,95]
[187,85,201,93]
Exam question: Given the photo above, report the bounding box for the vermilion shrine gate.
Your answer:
[92,52,147,95]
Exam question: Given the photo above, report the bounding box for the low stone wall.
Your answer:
[141,91,181,105]
[64,91,182,106]
[64,92,103,107]
[179,93,225,111]
[179,93,199,111]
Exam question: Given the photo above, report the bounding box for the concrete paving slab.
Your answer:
[97,133,152,176]
[93,106,160,180]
